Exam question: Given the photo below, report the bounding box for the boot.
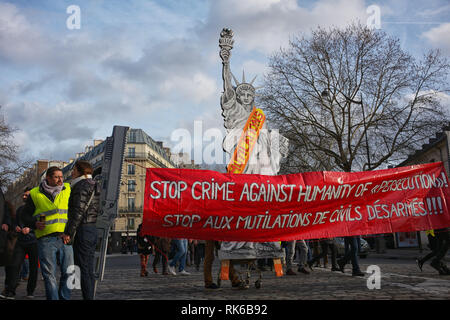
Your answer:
[440,264,450,275]
[430,260,445,275]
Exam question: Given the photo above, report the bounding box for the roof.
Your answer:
[398,124,450,167]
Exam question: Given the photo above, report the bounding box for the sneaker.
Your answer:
[0,291,15,300]
[205,283,219,289]
[168,265,177,276]
[352,271,365,277]
[416,259,423,272]
[153,266,158,274]
[286,268,297,275]
[331,266,340,272]
[179,270,191,276]
[26,294,34,299]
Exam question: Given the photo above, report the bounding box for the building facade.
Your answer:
[6,128,177,253]
[5,160,68,210]
[63,128,176,253]
[116,129,175,243]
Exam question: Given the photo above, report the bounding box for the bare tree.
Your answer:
[0,106,31,190]
[260,23,450,173]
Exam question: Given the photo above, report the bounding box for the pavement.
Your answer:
[1,247,449,302]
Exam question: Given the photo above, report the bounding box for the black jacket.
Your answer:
[15,205,37,244]
[65,178,99,238]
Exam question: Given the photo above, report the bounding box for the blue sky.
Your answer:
[1,0,449,164]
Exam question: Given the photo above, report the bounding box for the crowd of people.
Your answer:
[1,161,449,300]
[0,160,100,300]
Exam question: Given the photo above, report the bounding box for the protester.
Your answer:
[0,200,17,299]
[295,240,310,274]
[136,223,152,277]
[285,240,297,275]
[203,240,243,289]
[337,236,365,276]
[7,188,39,299]
[168,238,190,275]
[417,228,450,275]
[62,160,99,300]
[194,239,205,271]
[153,236,171,275]
[21,166,74,300]
[203,240,219,289]
[307,238,339,272]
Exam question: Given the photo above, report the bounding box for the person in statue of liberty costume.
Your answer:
[218,28,289,260]
[219,33,288,175]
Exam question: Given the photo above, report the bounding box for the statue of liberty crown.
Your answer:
[233,70,262,96]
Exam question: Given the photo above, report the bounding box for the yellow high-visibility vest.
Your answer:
[426,230,435,237]
[30,183,71,239]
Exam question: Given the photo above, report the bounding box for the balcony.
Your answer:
[125,152,171,168]
[118,206,143,214]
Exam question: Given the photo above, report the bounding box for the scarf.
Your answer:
[41,179,64,199]
[71,174,92,187]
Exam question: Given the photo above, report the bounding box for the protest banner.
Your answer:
[141,162,450,242]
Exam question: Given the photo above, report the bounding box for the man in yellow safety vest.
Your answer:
[21,166,74,300]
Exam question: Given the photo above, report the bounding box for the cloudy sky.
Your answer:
[1,0,449,164]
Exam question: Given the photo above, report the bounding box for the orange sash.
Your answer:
[227,107,265,174]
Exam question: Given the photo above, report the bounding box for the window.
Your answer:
[128,147,135,158]
[127,218,135,229]
[128,180,136,192]
[127,198,135,211]
[127,164,135,175]
[129,131,137,143]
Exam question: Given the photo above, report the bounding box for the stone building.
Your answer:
[116,129,175,244]
[61,128,176,252]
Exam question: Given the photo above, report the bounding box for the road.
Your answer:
[2,250,449,301]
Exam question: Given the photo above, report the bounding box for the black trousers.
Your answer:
[421,230,449,265]
[434,231,449,263]
[73,224,97,300]
[4,241,38,295]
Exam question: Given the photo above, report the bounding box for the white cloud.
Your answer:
[2,0,445,166]
[421,23,450,54]
[198,0,368,54]
[0,2,49,63]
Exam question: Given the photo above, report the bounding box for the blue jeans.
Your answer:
[169,239,187,272]
[37,236,74,300]
[340,236,360,273]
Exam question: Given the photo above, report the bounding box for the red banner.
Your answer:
[141,162,450,242]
